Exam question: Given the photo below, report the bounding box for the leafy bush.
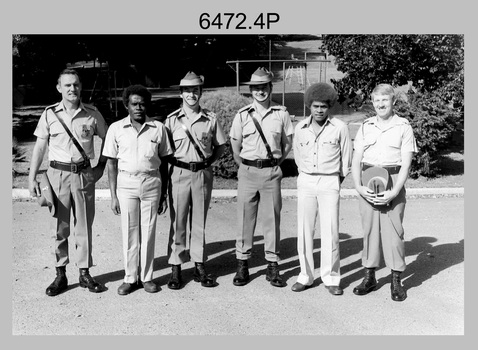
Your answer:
[201,90,252,178]
[392,91,462,178]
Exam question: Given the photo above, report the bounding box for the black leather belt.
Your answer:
[172,158,210,172]
[242,158,278,169]
[50,160,91,173]
[362,163,401,175]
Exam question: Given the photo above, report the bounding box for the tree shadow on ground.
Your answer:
[340,237,464,292]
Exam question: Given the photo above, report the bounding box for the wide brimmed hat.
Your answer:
[243,67,274,85]
[37,173,56,217]
[362,166,390,194]
[179,71,204,87]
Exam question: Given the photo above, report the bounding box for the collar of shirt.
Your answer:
[120,115,158,129]
[365,114,404,131]
[246,102,283,119]
[177,107,211,125]
[54,101,87,119]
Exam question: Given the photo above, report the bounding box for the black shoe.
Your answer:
[233,259,250,286]
[391,270,407,302]
[45,266,68,296]
[266,262,286,288]
[353,268,377,296]
[79,268,105,293]
[143,281,160,293]
[291,282,310,292]
[325,285,344,296]
[117,282,136,295]
[193,263,215,287]
[167,265,182,290]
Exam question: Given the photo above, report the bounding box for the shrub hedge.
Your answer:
[201,90,252,178]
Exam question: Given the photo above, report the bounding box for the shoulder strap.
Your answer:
[249,113,274,160]
[49,108,89,161]
[177,117,207,161]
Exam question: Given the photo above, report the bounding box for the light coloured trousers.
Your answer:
[296,173,341,286]
[167,166,213,265]
[236,164,283,262]
[358,173,406,272]
[117,171,161,283]
[48,166,95,268]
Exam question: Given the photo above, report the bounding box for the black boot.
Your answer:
[79,268,104,293]
[266,262,285,288]
[233,259,250,286]
[45,266,68,296]
[391,270,407,302]
[167,265,182,290]
[353,267,377,295]
[193,262,215,287]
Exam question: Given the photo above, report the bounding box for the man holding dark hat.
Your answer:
[292,82,352,295]
[229,67,294,288]
[103,84,173,295]
[352,83,417,302]
[163,71,227,289]
[28,68,108,296]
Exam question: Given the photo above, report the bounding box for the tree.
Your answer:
[321,34,464,110]
[321,34,464,177]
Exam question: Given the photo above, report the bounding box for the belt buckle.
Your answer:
[189,162,197,172]
[71,163,78,173]
[257,160,263,169]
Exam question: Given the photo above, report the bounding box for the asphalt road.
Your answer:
[11,195,464,336]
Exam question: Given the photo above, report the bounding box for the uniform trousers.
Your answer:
[236,164,283,262]
[358,172,407,272]
[117,171,161,283]
[167,166,213,265]
[296,173,341,286]
[47,166,95,268]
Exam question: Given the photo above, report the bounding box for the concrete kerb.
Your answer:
[12,187,464,201]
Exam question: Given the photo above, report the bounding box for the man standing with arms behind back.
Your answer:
[103,85,173,295]
[292,82,352,295]
[28,68,108,296]
[164,72,227,290]
[230,67,293,288]
[352,83,417,302]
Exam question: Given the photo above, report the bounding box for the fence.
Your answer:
[226,58,330,117]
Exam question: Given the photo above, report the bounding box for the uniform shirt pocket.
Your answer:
[173,129,187,149]
[242,121,257,138]
[49,122,66,138]
[321,138,340,157]
[145,139,159,159]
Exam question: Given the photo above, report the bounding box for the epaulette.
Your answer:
[202,108,216,119]
[362,117,375,125]
[238,104,252,113]
[83,103,98,111]
[271,104,287,111]
[397,116,410,125]
[45,102,60,111]
[167,108,182,119]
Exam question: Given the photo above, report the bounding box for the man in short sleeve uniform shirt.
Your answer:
[230,67,293,288]
[352,84,417,302]
[292,83,352,296]
[28,68,108,296]
[103,85,173,295]
[164,72,227,289]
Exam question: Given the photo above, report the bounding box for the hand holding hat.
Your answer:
[361,166,389,195]
[37,173,57,217]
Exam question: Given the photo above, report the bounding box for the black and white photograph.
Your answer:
[5,0,473,344]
